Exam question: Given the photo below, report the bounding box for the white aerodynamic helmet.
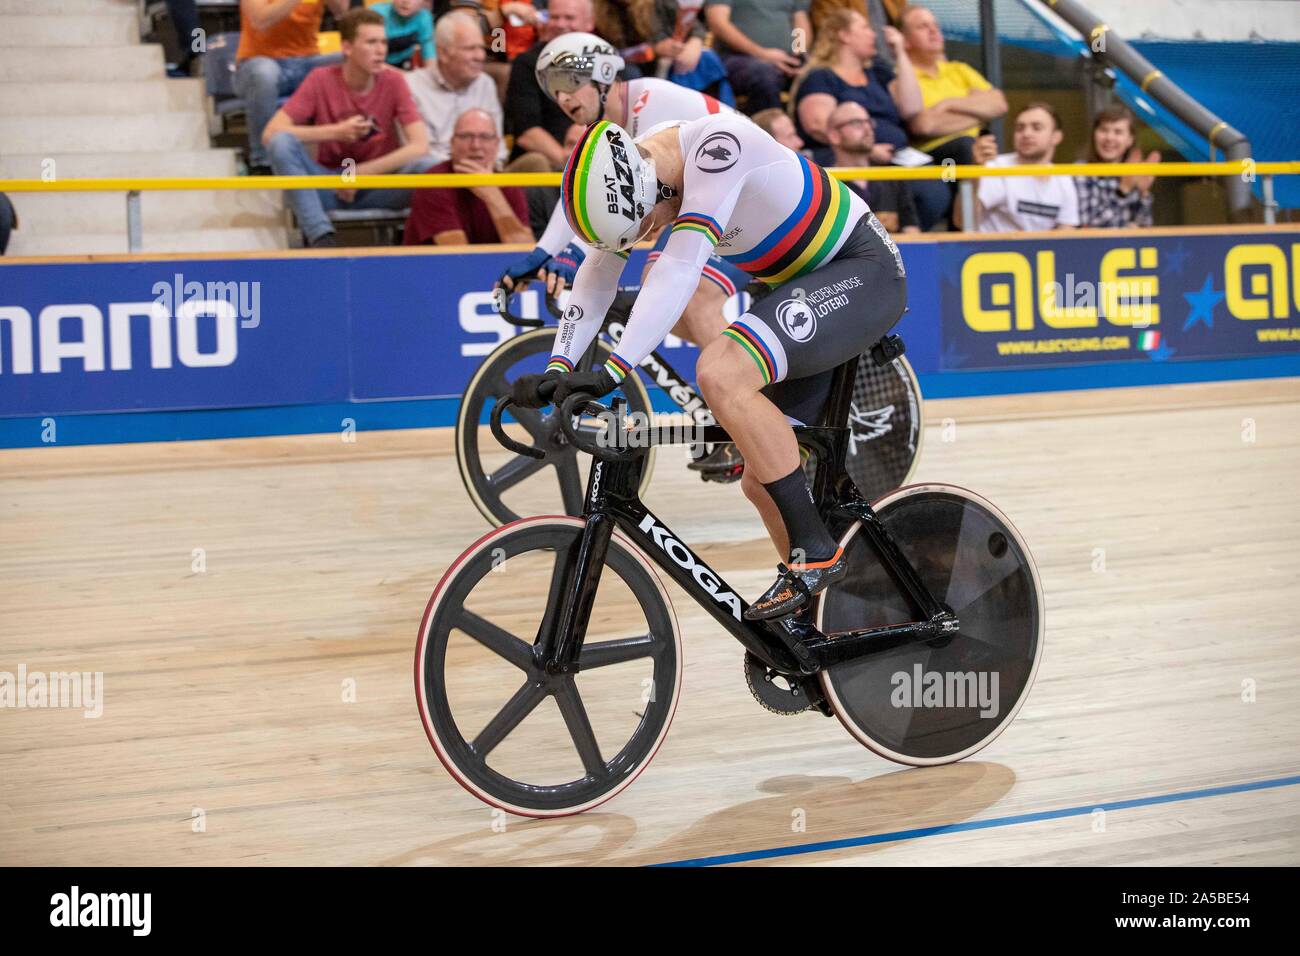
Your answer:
[561,121,663,254]
[535,31,625,103]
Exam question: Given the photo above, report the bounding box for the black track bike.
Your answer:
[455,288,924,526]
[419,337,1044,817]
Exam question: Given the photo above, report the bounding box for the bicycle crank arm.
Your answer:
[801,614,960,667]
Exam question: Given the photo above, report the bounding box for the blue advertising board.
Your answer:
[938,230,1300,370]
[0,257,350,416]
[1,226,1297,446]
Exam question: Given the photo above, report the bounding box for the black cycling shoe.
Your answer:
[744,548,848,622]
[687,443,745,483]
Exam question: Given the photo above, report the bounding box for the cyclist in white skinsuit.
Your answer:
[511,112,908,621]
[497,31,745,345]
[529,65,738,264]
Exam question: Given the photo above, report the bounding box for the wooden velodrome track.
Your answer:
[1,378,1297,866]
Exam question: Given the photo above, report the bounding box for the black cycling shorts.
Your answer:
[723,211,908,424]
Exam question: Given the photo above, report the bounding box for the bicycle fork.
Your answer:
[536,510,615,675]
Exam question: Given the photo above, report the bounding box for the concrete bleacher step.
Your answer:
[0,0,136,12]
[0,0,292,256]
[7,228,291,258]
[0,45,164,82]
[0,80,205,117]
[10,189,287,235]
[0,12,139,47]
[0,149,241,180]
[0,113,210,154]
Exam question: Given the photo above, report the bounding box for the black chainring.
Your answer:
[744,652,814,715]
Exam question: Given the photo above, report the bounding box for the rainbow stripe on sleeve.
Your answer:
[603,352,634,383]
[671,212,724,246]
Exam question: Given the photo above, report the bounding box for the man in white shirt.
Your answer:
[974,102,1079,233]
[405,10,506,166]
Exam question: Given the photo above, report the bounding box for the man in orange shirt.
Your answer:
[235,0,352,173]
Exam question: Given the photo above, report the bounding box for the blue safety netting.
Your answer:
[922,0,1300,208]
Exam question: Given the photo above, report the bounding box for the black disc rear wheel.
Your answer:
[816,484,1043,765]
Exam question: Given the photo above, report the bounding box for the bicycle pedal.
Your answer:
[697,463,744,484]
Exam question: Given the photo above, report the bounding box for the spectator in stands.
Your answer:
[505,0,601,171]
[751,107,806,153]
[1076,105,1159,228]
[827,101,919,233]
[791,4,950,228]
[235,0,351,174]
[901,3,1006,227]
[0,192,15,255]
[971,102,1078,233]
[902,4,1004,164]
[790,9,920,160]
[263,8,432,247]
[164,1,202,77]
[481,0,543,59]
[371,0,435,69]
[406,11,506,166]
[704,0,810,113]
[452,0,539,100]
[595,0,708,82]
[404,109,535,245]
[810,0,902,71]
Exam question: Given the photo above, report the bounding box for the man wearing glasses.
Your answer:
[405,10,508,167]
[827,101,920,234]
[403,109,534,245]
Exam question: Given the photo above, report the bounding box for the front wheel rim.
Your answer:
[415,517,683,816]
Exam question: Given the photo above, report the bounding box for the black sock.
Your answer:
[762,466,838,565]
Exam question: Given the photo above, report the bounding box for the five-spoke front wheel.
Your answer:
[415,517,682,816]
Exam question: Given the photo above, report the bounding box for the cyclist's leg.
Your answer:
[698,224,907,571]
[697,340,801,485]
[698,338,841,569]
[741,470,788,560]
[740,372,836,559]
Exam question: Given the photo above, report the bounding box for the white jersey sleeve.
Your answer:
[603,114,772,381]
[544,249,625,374]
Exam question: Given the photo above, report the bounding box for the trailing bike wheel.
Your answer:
[815,484,1044,765]
[415,516,683,816]
[843,355,924,502]
[456,328,657,527]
